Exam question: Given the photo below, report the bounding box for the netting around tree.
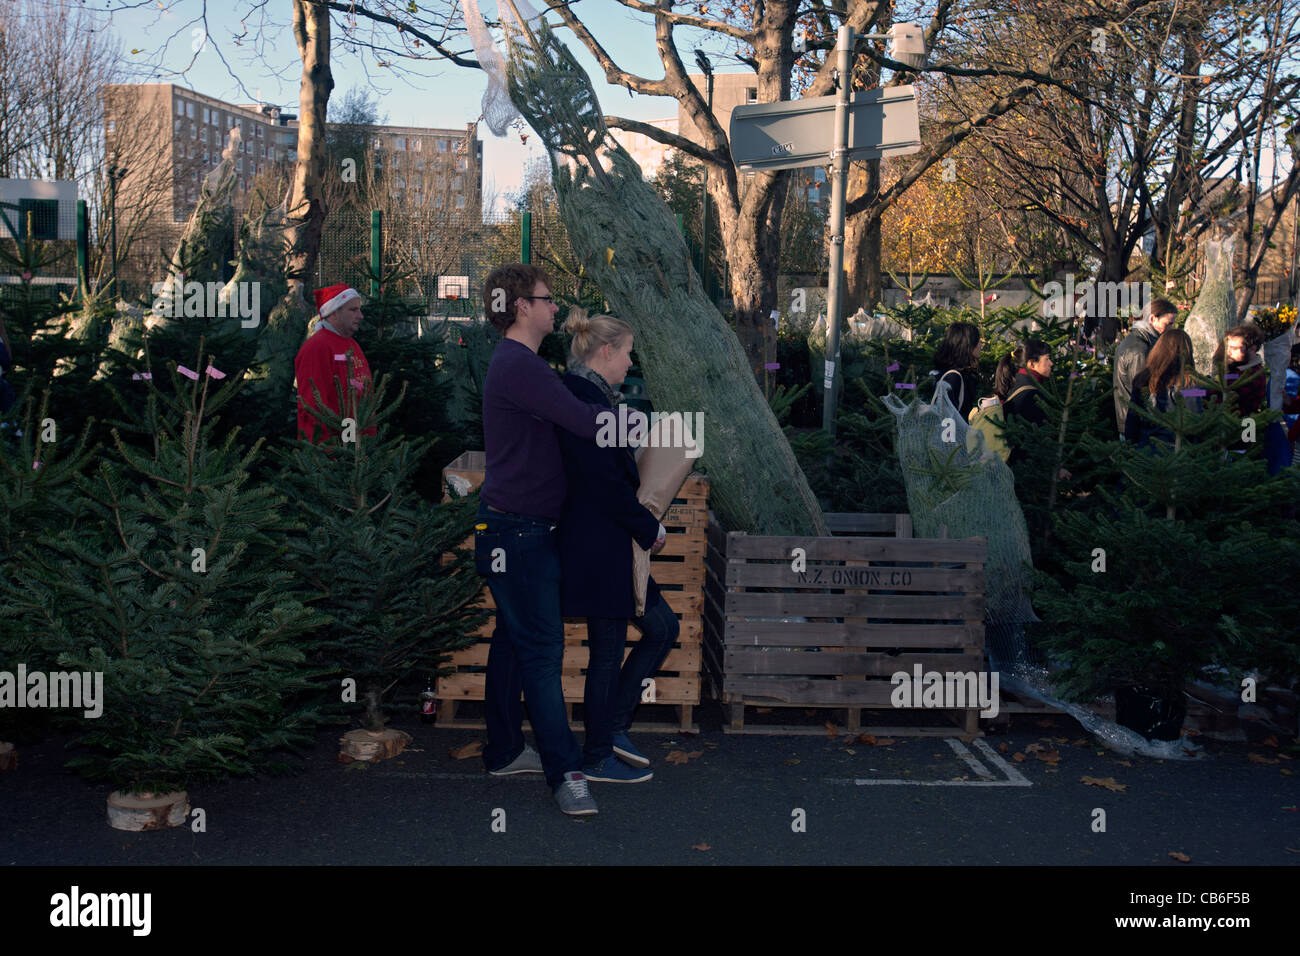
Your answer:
[885,378,1204,759]
[883,378,1036,631]
[1185,237,1235,374]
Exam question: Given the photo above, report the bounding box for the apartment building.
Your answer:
[102,83,483,225]
[370,123,484,215]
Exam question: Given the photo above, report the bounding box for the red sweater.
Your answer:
[294,326,375,443]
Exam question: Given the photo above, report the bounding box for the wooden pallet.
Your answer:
[436,452,706,733]
[703,511,989,737]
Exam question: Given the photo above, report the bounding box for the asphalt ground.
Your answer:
[5,704,1295,942]
[4,705,1296,869]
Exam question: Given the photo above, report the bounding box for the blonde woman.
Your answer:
[556,309,676,784]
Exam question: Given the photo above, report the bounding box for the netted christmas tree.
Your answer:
[271,374,488,734]
[499,14,826,535]
[1,344,330,793]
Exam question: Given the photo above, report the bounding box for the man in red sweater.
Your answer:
[295,284,374,443]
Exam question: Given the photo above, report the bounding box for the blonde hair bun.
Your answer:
[562,307,591,334]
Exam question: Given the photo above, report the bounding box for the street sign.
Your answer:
[729,86,922,172]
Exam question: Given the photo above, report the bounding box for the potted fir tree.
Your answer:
[1034,380,1300,741]
[272,375,487,762]
[4,347,331,827]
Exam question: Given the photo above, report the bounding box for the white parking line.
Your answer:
[845,737,1033,787]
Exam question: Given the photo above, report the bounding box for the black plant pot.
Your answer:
[1115,685,1187,741]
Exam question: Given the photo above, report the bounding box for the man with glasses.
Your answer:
[476,263,610,815]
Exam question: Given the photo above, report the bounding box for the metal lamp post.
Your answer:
[694,49,714,297]
[727,23,926,439]
[821,23,926,437]
[107,162,125,300]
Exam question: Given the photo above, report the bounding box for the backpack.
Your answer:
[966,386,1035,462]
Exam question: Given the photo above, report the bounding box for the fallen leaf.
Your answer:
[1025,742,1047,754]
[666,750,690,765]
[703,742,719,749]
[824,721,838,737]
[1263,735,1279,747]
[1248,753,1279,764]
[859,733,877,746]
[803,709,817,717]
[343,761,369,771]
[449,741,483,760]
[1278,753,1292,761]
[692,843,711,851]
[783,758,800,765]
[1035,719,1054,728]
[686,750,703,760]
[756,707,773,714]
[1115,760,1133,767]
[1035,748,1061,765]
[876,738,896,746]
[1169,851,1191,863]
[1286,847,1300,854]
[1081,775,1126,792]
[843,748,857,755]
[998,742,1009,753]
[1072,739,1088,746]
[1281,769,1292,775]
[1012,752,1027,763]
[1054,736,1069,744]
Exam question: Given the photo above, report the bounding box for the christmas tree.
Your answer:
[271,373,488,733]
[1033,383,1300,707]
[1,343,330,793]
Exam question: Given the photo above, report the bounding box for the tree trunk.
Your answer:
[253,0,334,408]
[285,0,332,305]
[844,166,884,317]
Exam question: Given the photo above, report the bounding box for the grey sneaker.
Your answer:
[488,744,543,776]
[553,771,598,816]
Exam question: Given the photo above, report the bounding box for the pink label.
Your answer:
[177,365,199,380]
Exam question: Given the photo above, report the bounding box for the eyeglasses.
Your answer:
[521,295,554,303]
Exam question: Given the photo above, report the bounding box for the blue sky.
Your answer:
[87,0,736,213]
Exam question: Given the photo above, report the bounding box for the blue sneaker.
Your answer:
[584,756,653,783]
[611,732,649,768]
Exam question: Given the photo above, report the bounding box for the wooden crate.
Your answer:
[703,511,989,737]
[436,450,707,732]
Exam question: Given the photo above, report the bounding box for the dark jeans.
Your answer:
[582,591,679,765]
[478,504,582,789]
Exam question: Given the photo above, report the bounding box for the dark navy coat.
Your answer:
[556,374,662,619]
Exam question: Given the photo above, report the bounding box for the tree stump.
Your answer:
[338,728,412,763]
[0,742,15,771]
[107,790,190,831]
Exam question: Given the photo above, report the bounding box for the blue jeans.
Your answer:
[478,504,582,789]
[582,591,680,765]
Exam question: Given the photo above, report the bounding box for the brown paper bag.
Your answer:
[631,424,697,616]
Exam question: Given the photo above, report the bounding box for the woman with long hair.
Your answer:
[555,308,679,785]
[932,321,982,420]
[1125,329,1203,446]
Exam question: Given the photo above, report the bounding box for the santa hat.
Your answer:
[314,284,360,319]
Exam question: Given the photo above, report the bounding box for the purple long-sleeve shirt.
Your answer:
[481,338,606,519]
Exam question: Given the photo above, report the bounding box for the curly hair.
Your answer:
[483,263,555,333]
